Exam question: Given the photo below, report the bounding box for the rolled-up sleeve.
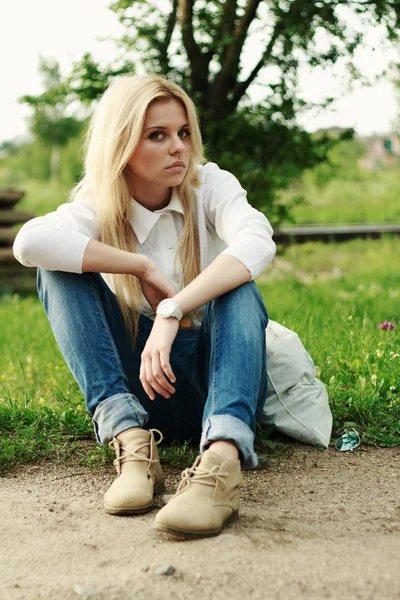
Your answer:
[13,202,99,273]
[202,163,276,279]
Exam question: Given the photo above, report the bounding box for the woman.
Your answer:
[13,74,276,539]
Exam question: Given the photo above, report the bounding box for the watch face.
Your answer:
[159,299,175,317]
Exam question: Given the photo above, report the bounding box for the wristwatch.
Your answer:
[156,298,183,322]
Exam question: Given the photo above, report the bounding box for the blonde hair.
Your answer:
[71,74,204,343]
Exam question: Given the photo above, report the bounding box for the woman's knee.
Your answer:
[37,269,97,305]
[38,268,72,298]
[208,281,268,328]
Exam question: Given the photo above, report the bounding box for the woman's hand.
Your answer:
[140,315,180,400]
[138,259,177,313]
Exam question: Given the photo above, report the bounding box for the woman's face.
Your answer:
[127,99,192,207]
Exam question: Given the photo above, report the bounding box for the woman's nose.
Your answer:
[170,135,185,153]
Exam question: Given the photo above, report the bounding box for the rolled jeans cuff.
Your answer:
[92,393,149,444]
[200,415,258,469]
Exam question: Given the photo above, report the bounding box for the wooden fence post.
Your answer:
[0,189,36,292]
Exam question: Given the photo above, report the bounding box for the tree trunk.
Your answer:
[50,146,60,179]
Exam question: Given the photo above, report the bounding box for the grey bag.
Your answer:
[258,320,332,448]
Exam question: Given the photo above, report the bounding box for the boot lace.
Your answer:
[174,456,228,496]
[109,428,163,473]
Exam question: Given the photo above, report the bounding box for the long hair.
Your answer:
[70,74,204,342]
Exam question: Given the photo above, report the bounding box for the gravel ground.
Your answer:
[1,445,399,600]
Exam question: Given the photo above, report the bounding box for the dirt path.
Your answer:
[1,445,399,600]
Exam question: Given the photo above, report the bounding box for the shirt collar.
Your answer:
[129,187,183,244]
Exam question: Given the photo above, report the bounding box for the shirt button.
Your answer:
[161,214,168,219]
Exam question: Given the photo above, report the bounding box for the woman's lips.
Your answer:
[166,162,186,172]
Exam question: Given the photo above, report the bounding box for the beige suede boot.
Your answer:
[153,449,241,538]
[104,428,164,515]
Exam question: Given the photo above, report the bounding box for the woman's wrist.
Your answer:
[132,255,151,279]
[83,239,151,277]
[154,313,181,330]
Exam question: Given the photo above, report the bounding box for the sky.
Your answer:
[1,0,399,144]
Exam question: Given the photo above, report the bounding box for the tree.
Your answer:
[109,1,398,112]
[23,1,400,222]
[20,58,84,179]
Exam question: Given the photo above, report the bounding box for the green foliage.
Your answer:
[30,110,82,148]
[0,135,84,187]
[0,139,53,183]
[205,106,346,222]
[13,0,399,222]
[69,52,136,104]
[304,137,366,188]
[17,57,86,181]
[21,57,85,147]
[280,139,400,224]
[0,139,21,157]
[16,179,70,215]
[108,0,400,102]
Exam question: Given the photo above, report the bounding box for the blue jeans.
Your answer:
[37,270,269,468]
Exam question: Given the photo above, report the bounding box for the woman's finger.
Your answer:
[143,351,170,399]
[139,360,155,400]
[151,351,176,395]
[159,348,176,385]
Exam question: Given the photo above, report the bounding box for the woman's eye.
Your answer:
[148,129,191,140]
[149,131,165,140]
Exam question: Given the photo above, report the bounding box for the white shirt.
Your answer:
[13,162,276,320]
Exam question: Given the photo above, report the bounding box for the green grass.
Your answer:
[260,237,400,448]
[17,179,71,216]
[280,167,400,225]
[1,236,399,475]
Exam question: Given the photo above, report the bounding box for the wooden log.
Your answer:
[0,189,25,207]
[0,248,19,264]
[0,189,35,292]
[0,197,22,209]
[274,224,400,245]
[0,276,37,293]
[0,210,34,226]
[0,228,18,246]
[0,265,35,277]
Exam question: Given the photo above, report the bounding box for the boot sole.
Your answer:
[105,502,154,515]
[104,481,165,515]
[153,510,239,539]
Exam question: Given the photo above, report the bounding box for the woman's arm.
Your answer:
[172,254,250,314]
[82,238,147,275]
[202,163,276,279]
[83,239,177,312]
[139,255,253,402]
[14,200,178,314]
[13,202,99,272]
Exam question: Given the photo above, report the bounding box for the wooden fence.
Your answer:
[0,190,36,292]
[273,224,400,245]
